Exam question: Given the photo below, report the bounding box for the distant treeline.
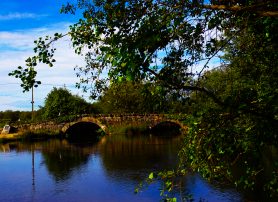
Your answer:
[0,83,189,127]
[0,110,38,126]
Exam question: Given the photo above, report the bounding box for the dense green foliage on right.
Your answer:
[181,12,278,198]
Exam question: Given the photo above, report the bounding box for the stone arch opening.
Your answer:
[65,122,105,142]
[150,121,182,136]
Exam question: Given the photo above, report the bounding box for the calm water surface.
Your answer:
[0,134,242,202]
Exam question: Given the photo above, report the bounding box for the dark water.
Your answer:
[0,134,242,202]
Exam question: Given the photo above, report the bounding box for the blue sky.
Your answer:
[0,0,90,111]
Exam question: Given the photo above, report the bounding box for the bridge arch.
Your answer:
[149,120,187,136]
[61,117,108,134]
[64,121,105,142]
[61,117,109,142]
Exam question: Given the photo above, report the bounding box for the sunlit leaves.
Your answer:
[9,33,64,92]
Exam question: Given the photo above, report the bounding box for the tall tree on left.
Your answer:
[42,87,92,119]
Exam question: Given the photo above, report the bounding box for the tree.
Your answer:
[42,87,92,119]
[98,81,144,113]
[97,81,185,113]
[182,10,278,194]
[18,111,33,122]
[181,9,278,194]
[9,1,278,99]
[0,110,20,122]
[0,110,43,124]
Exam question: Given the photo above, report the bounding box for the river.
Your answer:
[0,133,242,202]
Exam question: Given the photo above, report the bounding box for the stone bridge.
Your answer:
[19,114,187,136]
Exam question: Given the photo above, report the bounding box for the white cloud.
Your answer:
[0,23,71,50]
[0,22,93,111]
[0,13,47,21]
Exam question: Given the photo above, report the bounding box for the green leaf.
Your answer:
[148,172,154,180]
[121,62,127,67]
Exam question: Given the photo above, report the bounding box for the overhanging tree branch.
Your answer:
[202,4,278,17]
[142,63,225,107]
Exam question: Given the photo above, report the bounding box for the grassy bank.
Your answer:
[0,129,63,143]
[0,133,22,143]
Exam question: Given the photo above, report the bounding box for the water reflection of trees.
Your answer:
[40,140,95,181]
[0,140,98,182]
[100,135,181,182]
[0,135,182,183]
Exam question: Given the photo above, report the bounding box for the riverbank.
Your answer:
[0,133,23,143]
[0,130,62,143]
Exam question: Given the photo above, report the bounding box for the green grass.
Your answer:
[0,129,63,144]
